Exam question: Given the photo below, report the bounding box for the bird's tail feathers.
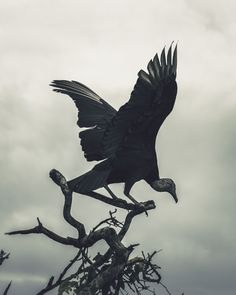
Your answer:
[67,160,112,193]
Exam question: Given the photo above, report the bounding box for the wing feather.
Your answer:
[102,44,178,156]
[50,80,117,161]
[51,44,178,161]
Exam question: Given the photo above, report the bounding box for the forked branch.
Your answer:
[6,169,158,295]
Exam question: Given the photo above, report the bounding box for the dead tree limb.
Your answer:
[36,250,82,295]
[6,169,162,295]
[0,250,10,266]
[3,281,12,295]
[1,250,11,295]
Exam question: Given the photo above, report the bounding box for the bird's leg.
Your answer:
[124,192,148,216]
[104,184,119,200]
[124,182,140,204]
[124,192,139,204]
[124,184,148,216]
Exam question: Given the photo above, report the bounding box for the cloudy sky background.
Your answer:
[0,0,236,294]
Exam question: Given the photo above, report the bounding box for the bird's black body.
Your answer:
[50,44,178,203]
[107,149,158,196]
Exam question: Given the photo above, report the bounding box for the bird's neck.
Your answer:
[150,179,165,192]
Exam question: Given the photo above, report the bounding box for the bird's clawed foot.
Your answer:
[136,202,149,216]
[124,192,149,216]
[105,185,150,215]
[135,200,156,216]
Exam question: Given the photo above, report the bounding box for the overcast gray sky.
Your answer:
[0,0,236,294]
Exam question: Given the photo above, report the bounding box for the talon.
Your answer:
[137,202,148,217]
[123,191,148,215]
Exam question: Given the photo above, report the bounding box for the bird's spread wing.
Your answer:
[50,80,117,161]
[102,44,178,157]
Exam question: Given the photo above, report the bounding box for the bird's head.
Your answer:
[151,178,178,203]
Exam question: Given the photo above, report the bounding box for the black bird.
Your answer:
[50,44,178,205]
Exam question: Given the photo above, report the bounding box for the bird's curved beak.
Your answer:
[170,191,178,203]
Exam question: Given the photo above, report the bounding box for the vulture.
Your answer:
[50,44,178,205]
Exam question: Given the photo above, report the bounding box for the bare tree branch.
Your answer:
[6,168,168,295]
[36,251,82,295]
[3,281,12,295]
[6,218,79,247]
[1,250,11,295]
[50,169,86,238]
[0,250,10,266]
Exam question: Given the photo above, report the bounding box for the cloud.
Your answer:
[0,1,236,295]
